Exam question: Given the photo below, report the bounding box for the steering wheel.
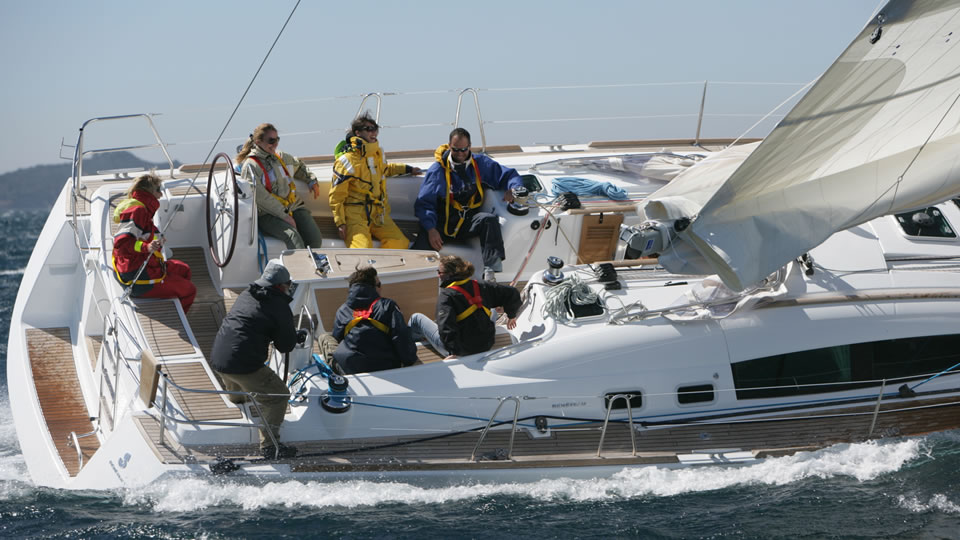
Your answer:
[206,152,239,267]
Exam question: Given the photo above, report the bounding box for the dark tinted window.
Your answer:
[677,384,715,404]
[519,174,543,193]
[895,207,956,238]
[732,334,960,399]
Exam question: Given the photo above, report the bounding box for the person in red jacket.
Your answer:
[112,174,196,312]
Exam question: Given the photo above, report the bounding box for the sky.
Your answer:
[0,0,884,176]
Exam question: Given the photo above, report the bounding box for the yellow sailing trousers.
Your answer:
[343,204,409,249]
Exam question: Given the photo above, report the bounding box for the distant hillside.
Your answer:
[0,152,181,211]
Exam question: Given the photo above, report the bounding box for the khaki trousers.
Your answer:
[216,366,289,449]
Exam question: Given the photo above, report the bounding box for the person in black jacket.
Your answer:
[408,255,521,358]
[210,259,299,459]
[332,266,418,374]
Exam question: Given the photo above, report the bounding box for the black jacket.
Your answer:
[210,284,297,374]
[332,283,418,374]
[437,279,521,356]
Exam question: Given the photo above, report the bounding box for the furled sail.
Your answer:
[643,0,960,290]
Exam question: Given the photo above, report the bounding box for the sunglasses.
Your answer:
[264,136,280,145]
[359,125,379,132]
[450,146,470,153]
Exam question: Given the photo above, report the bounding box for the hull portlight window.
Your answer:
[677,384,715,404]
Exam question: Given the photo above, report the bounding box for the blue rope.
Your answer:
[910,361,960,390]
[551,176,628,200]
[257,232,268,272]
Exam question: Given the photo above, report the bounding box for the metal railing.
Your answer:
[354,92,383,123]
[454,88,487,153]
[471,396,521,461]
[597,394,637,457]
[66,114,175,250]
[154,371,282,456]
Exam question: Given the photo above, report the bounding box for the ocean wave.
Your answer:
[0,268,25,276]
[897,493,960,514]
[119,439,922,512]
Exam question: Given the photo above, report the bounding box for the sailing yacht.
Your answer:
[8,0,960,489]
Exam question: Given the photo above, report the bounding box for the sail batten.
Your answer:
[644,0,960,290]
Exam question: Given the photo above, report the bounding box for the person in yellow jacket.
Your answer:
[236,123,324,250]
[330,113,422,249]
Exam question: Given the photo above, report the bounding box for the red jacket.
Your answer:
[113,190,164,281]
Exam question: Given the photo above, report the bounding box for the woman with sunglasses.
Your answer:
[330,112,422,249]
[236,122,324,250]
[112,173,197,312]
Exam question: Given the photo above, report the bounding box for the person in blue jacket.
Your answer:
[331,266,418,374]
[413,128,523,281]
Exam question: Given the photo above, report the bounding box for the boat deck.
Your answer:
[26,327,100,476]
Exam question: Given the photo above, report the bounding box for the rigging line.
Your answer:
[727,77,817,148]
[159,0,302,238]
[852,85,960,226]
[118,1,301,301]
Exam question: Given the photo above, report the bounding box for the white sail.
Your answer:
[644,0,960,290]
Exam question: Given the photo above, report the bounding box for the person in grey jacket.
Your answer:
[210,259,299,459]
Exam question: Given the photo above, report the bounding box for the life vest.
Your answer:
[344,298,390,335]
[249,154,298,210]
[442,158,484,237]
[447,278,491,321]
[335,138,386,225]
[111,198,166,285]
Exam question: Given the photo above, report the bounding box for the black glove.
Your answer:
[296,329,308,345]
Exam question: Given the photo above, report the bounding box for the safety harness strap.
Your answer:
[344,298,390,335]
[112,250,166,285]
[249,155,297,210]
[447,278,491,321]
[442,158,483,237]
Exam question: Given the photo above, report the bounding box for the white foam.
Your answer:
[0,387,33,498]
[120,439,922,512]
[898,493,960,514]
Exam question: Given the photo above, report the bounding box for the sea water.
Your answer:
[1,209,959,538]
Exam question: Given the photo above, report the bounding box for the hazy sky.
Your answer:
[0,0,883,176]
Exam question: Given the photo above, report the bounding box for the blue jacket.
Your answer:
[414,145,522,232]
[332,283,417,374]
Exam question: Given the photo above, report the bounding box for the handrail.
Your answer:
[354,92,383,123]
[67,427,101,471]
[597,393,637,457]
[155,371,281,455]
[693,81,708,147]
[454,88,487,153]
[69,113,174,251]
[471,396,521,461]
[69,431,83,470]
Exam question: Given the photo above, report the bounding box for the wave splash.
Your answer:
[898,493,960,514]
[120,439,922,512]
